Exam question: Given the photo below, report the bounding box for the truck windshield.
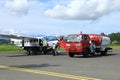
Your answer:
[67,36,82,42]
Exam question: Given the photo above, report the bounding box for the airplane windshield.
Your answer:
[67,35,82,42]
[45,36,58,41]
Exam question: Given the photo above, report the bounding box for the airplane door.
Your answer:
[22,38,24,47]
[39,39,43,46]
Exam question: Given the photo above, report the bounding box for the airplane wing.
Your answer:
[0,34,37,40]
[0,34,41,47]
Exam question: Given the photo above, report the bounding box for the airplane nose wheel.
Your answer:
[52,49,58,56]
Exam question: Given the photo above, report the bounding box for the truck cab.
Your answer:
[66,34,90,57]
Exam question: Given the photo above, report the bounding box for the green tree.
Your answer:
[108,32,120,44]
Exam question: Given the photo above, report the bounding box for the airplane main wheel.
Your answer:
[69,52,74,57]
[26,50,31,55]
[52,49,58,56]
[43,47,47,54]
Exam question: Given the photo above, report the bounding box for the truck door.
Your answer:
[81,35,90,49]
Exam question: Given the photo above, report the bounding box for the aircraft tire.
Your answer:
[69,52,74,57]
[26,50,31,55]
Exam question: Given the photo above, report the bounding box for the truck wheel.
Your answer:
[69,52,74,57]
[90,52,95,56]
[83,53,88,57]
[100,51,107,56]
[83,48,89,57]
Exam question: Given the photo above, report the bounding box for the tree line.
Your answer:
[102,32,120,44]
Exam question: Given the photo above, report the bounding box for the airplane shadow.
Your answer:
[6,51,68,57]
[10,64,60,69]
[6,54,34,57]
[6,52,47,57]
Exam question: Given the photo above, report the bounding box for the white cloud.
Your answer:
[0,27,15,34]
[44,0,120,20]
[5,0,29,16]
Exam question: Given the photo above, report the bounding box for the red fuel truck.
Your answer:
[59,33,112,57]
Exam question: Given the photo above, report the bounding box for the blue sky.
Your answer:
[0,0,120,36]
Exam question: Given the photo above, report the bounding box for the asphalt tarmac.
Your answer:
[0,50,120,80]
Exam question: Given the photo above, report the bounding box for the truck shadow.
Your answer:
[74,53,117,58]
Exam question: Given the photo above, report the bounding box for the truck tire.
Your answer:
[83,48,90,57]
[69,52,74,57]
[90,52,95,56]
[100,51,107,56]
[83,53,88,57]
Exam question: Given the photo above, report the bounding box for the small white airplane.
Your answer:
[0,34,59,55]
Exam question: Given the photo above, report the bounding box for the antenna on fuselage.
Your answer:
[80,31,83,34]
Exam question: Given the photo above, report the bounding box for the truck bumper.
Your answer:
[66,48,84,53]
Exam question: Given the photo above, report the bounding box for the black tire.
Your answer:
[100,51,107,56]
[32,51,38,55]
[90,52,95,56]
[52,49,57,56]
[83,53,88,57]
[26,50,31,55]
[83,48,90,57]
[69,52,74,57]
[43,47,47,54]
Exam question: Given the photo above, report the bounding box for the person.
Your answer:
[89,40,95,53]
[52,43,59,56]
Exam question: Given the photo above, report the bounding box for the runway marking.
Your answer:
[0,65,101,80]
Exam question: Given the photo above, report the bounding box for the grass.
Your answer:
[57,47,65,51]
[108,44,120,50]
[0,45,20,52]
[0,44,119,52]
